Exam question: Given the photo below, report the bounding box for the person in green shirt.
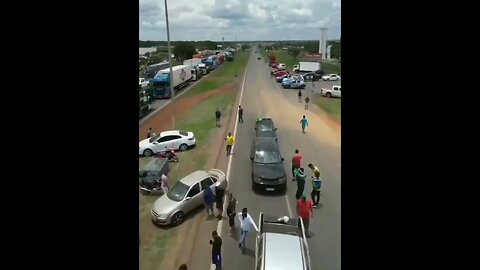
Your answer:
[294,167,307,199]
[300,115,309,133]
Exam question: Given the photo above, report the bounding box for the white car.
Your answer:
[278,63,286,70]
[322,74,341,81]
[139,130,196,156]
[139,77,149,88]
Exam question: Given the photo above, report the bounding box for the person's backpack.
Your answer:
[313,177,321,190]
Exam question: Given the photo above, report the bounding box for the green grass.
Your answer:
[320,62,341,75]
[139,89,237,270]
[312,94,341,119]
[181,51,249,98]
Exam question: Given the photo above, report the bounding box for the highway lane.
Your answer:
[219,51,341,270]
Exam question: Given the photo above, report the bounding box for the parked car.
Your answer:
[320,85,341,98]
[138,158,170,195]
[270,68,280,75]
[273,70,288,77]
[255,117,277,139]
[276,73,290,82]
[271,63,278,68]
[151,169,227,226]
[303,72,323,81]
[282,78,306,89]
[322,74,341,81]
[277,63,286,70]
[250,137,287,193]
[139,130,196,157]
[257,57,261,60]
[255,213,311,270]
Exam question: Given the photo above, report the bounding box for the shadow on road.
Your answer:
[242,247,255,258]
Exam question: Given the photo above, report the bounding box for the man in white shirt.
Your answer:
[237,207,259,253]
[160,173,169,195]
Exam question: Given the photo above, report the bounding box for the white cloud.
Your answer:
[140,0,340,41]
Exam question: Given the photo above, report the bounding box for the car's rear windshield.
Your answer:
[167,181,189,202]
[254,150,281,164]
[179,131,188,136]
[258,120,274,131]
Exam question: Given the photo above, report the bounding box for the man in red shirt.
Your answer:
[296,195,313,236]
[291,149,302,181]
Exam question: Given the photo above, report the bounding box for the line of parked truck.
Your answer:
[139,48,236,118]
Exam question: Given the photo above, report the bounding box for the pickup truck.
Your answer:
[320,85,341,98]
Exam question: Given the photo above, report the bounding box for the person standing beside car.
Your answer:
[209,231,223,270]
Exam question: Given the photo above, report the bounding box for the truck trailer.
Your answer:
[150,65,192,99]
[293,62,321,73]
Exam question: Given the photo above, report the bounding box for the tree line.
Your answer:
[259,40,341,59]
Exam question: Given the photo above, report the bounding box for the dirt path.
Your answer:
[139,85,237,139]
[151,80,241,270]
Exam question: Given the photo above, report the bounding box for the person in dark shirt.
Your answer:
[215,183,225,220]
[178,264,188,270]
[238,105,244,123]
[215,108,222,127]
[209,231,223,270]
[226,192,237,235]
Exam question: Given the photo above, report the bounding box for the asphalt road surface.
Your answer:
[219,51,341,269]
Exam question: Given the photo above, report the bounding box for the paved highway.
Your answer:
[218,51,341,270]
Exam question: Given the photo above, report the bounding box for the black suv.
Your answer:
[255,118,277,140]
[303,70,326,81]
[250,137,287,193]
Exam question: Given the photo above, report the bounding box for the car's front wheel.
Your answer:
[171,212,184,226]
[143,149,154,157]
[326,93,332,98]
[179,143,188,151]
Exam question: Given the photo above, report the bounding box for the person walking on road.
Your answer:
[203,185,215,216]
[308,163,321,178]
[305,96,310,109]
[298,89,302,102]
[225,132,235,155]
[294,167,307,199]
[160,173,169,195]
[146,127,156,138]
[300,115,309,133]
[209,231,223,270]
[238,105,244,123]
[308,163,321,207]
[291,149,302,180]
[178,264,188,270]
[215,108,222,127]
[296,195,313,237]
[226,192,237,235]
[237,208,259,253]
[215,182,225,220]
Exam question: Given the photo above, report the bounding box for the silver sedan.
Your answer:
[151,169,227,226]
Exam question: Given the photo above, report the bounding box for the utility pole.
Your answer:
[164,0,175,129]
[234,34,237,77]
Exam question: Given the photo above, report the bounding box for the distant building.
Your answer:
[139,47,157,56]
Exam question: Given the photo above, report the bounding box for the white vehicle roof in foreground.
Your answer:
[159,130,181,137]
[259,213,311,270]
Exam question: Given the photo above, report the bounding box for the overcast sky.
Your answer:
[140,0,340,41]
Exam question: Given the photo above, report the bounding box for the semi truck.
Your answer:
[198,63,208,75]
[139,85,154,118]
[293,62,321,73]
[150,65,192,99]
[144,62,170,79]
[183,58,203,81]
